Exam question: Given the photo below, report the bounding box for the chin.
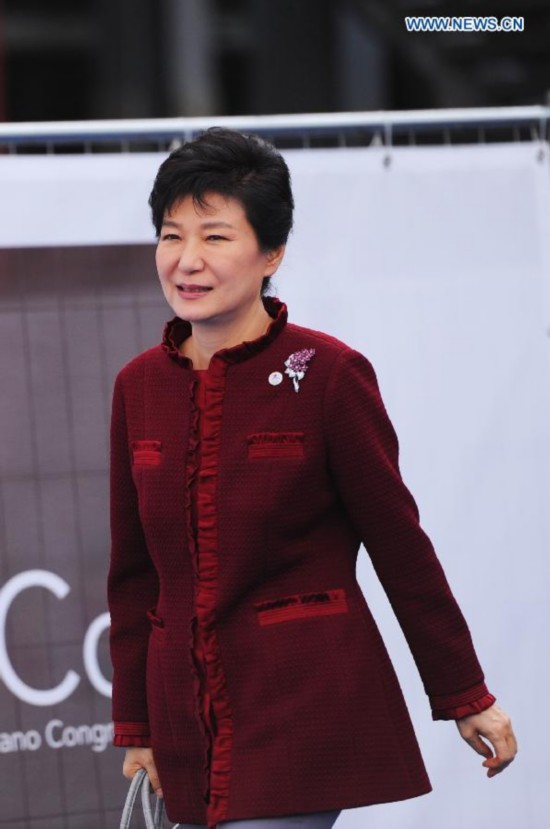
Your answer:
[165,292,208,318]
[174,302,219,324]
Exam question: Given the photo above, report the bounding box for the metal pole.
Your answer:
[162,0,220,116]
[0,106,548,147]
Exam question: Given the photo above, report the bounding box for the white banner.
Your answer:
[0,142,547,827]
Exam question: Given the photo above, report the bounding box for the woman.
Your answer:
[108,128,517,829]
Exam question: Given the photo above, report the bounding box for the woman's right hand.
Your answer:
[123,747,163,798]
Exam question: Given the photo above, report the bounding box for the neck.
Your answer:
[181,298,272,370]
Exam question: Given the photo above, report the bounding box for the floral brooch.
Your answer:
[283,348,316,393]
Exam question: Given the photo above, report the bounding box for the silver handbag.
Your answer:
[119,768,179,829]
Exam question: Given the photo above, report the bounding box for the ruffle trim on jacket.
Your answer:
[112,734,152,748]
[161,295,288,368]
[185,375,213,806]
[184,363,235,829]
[195,362,234,829]
[430,681,496,720]
[113,721,151,747]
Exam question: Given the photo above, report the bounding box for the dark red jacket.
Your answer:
[108,296,494,828]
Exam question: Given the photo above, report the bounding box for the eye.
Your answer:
[160,233,180,241]
[206,234,227,242]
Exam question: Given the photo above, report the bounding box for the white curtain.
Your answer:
[282,142,549,829]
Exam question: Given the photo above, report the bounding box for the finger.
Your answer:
[122,760,141,779]
[484,755,513,777]
[483,734,518,774]
[486,731,515,765]
[456,720,492,757]
[144,764,163,798]
[463,732,493,759]
[500,733,518,763]
[482,747,515,776]
[506,729,518,758]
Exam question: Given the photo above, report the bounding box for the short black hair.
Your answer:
[149,127,294,295]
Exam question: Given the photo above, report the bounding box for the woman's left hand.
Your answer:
[456,702,517,777]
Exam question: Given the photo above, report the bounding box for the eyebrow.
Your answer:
[161,219,236,230]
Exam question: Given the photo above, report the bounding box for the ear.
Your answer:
[263,244,286,276]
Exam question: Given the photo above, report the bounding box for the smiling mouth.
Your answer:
[177,285,213,293]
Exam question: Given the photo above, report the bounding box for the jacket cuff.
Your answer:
[113,734,152,748]
[113,721,151,747]
[430,682,496,720]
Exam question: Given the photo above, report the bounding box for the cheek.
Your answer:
[220,250,271,281]
[155,251,172,281]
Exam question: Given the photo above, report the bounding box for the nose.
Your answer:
[177,240,204,274]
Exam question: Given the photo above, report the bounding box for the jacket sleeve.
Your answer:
[323,348,495,720]
[108,371,158,746]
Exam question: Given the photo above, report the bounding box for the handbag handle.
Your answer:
[119,768,167,829]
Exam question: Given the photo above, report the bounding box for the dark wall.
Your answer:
[2,0,549,123]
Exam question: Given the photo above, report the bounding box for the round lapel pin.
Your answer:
[268,371,283,386]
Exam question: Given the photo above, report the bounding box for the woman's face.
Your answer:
[155,192,284,326]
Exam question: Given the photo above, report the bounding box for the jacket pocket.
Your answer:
[254,588,348,626]
[247,432,305,459]
[132,440,162,467]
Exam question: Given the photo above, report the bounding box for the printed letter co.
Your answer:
[0,570,111,706]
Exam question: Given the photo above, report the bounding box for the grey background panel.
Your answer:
[0,245,170,828]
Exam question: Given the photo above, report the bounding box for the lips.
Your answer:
[177,284,212,293]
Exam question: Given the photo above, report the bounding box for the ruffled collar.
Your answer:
[161,295,288,369]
